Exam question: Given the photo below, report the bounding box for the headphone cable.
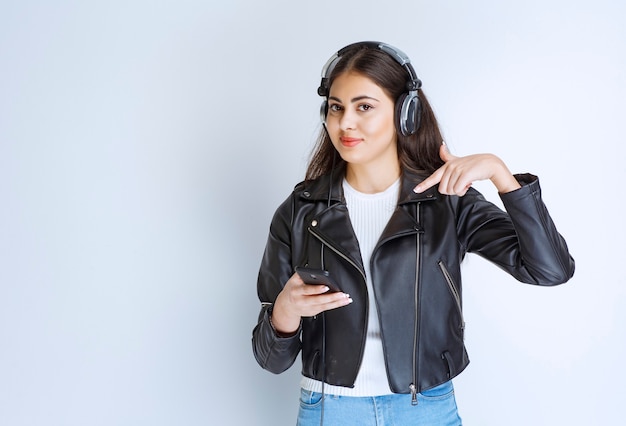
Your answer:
[318,149,336,426]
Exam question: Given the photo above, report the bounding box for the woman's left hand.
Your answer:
[413,144,521,196]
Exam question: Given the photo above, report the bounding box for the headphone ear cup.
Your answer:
[396,92,421,136]
[320,100,328,125]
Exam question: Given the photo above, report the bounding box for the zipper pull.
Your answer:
[409,383,418,406]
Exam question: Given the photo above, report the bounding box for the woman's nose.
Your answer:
[339,109,357,130]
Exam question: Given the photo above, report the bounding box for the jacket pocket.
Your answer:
[438,261,465,339]
[441,351,456,379]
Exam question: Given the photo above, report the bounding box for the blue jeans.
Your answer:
[297,381,462,426]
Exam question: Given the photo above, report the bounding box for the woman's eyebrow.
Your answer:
[328,95,381,103]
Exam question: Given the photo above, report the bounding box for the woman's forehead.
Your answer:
[329,72,391,101]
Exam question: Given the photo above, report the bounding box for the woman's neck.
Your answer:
[345,162,401,194]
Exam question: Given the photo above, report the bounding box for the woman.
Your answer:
[252,41,574,425]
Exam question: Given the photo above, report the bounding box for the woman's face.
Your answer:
[326,72,398,171]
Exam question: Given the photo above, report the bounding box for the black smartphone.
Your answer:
[295,267,342,293]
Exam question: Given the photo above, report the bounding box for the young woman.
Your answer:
[252,41,574,425]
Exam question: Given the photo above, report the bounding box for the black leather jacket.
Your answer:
[252,169,574,398]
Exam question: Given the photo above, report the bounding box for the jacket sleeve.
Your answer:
[458,173,575,285]
[251,194,302,374]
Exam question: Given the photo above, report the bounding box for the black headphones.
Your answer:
[317,41,423,136]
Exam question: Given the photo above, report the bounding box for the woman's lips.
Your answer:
[340,136,362,147]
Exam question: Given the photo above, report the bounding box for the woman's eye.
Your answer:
[358,104,373,111]
[328,104,342,112]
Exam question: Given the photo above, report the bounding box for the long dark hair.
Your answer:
[305,44,445,181]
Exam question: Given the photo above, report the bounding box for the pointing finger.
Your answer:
[413,167,444,193]
[414,143,450,193]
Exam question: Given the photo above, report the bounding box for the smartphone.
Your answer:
[295,267,342,293]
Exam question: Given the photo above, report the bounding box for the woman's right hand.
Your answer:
[270,272,353,335]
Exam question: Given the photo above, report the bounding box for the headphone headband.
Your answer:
[317,41,422,97]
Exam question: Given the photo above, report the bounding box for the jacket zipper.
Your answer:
[308,226,367,283]
[438,261,466,333]
[410,202,421,405]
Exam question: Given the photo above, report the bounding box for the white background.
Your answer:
[1,1,624,425]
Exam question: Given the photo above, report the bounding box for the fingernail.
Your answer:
[413,185,422,193]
